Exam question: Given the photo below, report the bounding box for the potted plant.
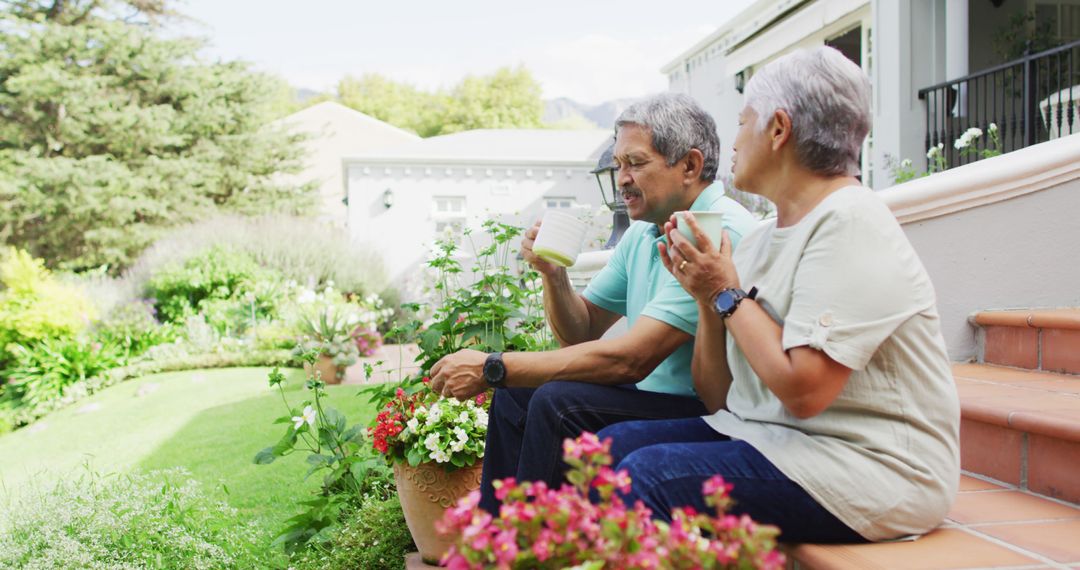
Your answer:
[369,383,490,564]
[292,288,391,384]
[360,220,558,564]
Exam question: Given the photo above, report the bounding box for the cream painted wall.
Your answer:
[898,177,1080,361]
[346,163,606,284]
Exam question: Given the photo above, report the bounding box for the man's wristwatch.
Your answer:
[712,287,757,319]
[482,352,507,388]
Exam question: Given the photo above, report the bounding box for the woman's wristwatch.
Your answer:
[711,286,758,319]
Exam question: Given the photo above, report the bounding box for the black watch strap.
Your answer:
[713,286,758,319]
[483,352,507,388]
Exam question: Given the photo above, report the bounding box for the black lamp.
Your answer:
[591,142,629,249]
[734,70,747,94]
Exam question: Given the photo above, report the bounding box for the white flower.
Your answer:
[297,289,317,304]
[475,409,489,426]
[954,127,983,149]
[900,158,912,168]
[988,122,999,134]
[432,449,450,463]
[457,411,471,424]
[424,433,441,452]
[406,418,419,432]
[450,440,465,452]
[426,404,443,425]
[927,146,939,159]
[453,427,468,443]
[292,405,317,430]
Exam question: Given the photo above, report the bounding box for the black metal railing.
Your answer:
[918,39,1080,168]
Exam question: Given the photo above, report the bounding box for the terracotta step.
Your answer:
[954,363,1080,504]
[787,475,1080,569]
[972,308,1080,373]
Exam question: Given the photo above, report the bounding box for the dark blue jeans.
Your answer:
[479,381,708,514]
[598,417,867,544]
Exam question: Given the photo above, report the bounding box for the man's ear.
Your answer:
[682,148,705,183]
[771,109,793,151]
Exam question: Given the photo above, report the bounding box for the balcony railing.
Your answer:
[918,39,1080,168]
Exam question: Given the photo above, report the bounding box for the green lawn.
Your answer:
[0,367,379,563]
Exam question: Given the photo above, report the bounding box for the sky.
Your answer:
[170,0,755,105]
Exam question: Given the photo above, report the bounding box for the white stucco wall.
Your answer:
[275,102,420,227]
[346,162,606,284]
[882,135,1080,361]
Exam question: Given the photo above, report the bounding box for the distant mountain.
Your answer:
[543,97,639,130]
[295,88,327,103]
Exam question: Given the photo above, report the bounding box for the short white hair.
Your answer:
[744,46,871,177]
[615,93,721,181]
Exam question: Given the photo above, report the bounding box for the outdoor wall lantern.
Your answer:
[382,188,394,209]
[591,142,629,249]
[734,70,747,94]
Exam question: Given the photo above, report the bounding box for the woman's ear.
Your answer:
[771,109,793,151]
[683,148,705,183]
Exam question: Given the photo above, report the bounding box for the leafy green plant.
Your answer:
[0,335,124,427]
[254,361,391,553]
[0,248,97,359]
[392,220,555,376]
[288,494,416,570]
[144,246,280,328]
[0,467,268,569]
[91,300,177,359]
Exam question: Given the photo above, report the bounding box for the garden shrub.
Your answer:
[128,215,388,298]
[289,494,415,570]
[0,335,125,421]
[91,300,178,359]
[144,246,280,328]
[0,248,97,358]
[0,468,267,569]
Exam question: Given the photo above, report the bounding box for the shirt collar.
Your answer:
[644,181,724,241]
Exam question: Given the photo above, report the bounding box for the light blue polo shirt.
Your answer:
[582,182,760,396]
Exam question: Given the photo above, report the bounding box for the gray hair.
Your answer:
[615,93,721,181]
[744,46,871,176]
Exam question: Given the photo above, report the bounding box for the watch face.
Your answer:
[484,354,506,386]
[714,291,737,314]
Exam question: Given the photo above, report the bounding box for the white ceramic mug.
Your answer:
[532,210,588,267]
[674,211,726,250]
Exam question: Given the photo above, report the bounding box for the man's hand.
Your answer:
[520,219,562,276]
[430,349,489,400]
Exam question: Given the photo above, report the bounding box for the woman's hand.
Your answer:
[657,212,741,305]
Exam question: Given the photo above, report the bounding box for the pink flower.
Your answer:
[492,529,519,564]
[703,475,733,497]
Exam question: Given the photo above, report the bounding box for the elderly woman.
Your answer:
[595,46,960,543]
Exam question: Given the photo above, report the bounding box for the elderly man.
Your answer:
[430,93,759,514]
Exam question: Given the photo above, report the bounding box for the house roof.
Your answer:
[660,0,807,74]
[273,101,422,143]
[345,128,613,166]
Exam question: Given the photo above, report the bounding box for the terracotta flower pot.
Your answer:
[394,461,483,565]
[303,354,343,384]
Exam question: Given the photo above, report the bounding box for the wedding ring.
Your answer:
[679,260,688,271]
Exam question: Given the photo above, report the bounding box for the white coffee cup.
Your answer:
[674,211,726,250]
[532,210,588,267]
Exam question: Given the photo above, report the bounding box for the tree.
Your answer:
[337,73,447,137]
[441,66,544,133]
[334,66,546,137]
[0,8,314,272]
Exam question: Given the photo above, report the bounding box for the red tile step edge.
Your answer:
[972,309,1080,374]
[785,476,1080,569]
[954,363,1080,505]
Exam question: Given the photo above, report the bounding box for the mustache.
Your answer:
[620,186,642,198]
